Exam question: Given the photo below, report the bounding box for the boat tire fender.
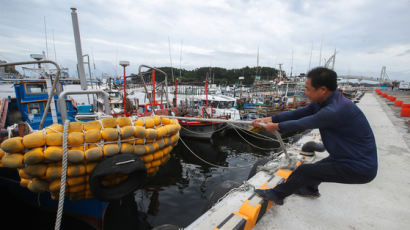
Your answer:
[301,141,326,153]
[89,154,148,201]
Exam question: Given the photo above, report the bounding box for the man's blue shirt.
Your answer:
[272,90,377,176]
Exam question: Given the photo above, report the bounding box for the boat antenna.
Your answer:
[308,42,313,72]
[168,36,174,82]
[179,40,183,78]
[52,30,57,62]
[44,16,49,59]
[318,36,323,66]
[256,45,260,77]
[290,48,294,79]
[92,48,96,70]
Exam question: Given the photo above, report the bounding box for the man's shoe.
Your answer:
[294,187,320,198]
[254,189,284,205]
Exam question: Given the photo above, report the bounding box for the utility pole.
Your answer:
[278,63,283,82]
[290,49,294,79]
[120,61,130,116]
[308,42,313,72]
[318,37,323,66]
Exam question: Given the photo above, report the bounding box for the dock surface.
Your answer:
[253,92,410,229]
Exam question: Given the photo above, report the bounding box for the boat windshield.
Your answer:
[28,103,41,114]
[201,100,234,109]
[26,82,47,94]
[108,92,120,98]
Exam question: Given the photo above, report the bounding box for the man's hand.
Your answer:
[251,117,279,132]
[251,117,272,127]
[252,118,264,128]
[262,122,280,132]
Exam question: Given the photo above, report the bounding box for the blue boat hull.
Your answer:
[0,159,107,229]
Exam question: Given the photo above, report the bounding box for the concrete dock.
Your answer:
[187,91,410,230]
[253,92,410,229]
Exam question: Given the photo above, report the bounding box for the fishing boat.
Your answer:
[0,58,110,229]
[0,9,180,230]
[96,88,124,115]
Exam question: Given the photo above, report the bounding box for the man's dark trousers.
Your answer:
[273,157,376,199]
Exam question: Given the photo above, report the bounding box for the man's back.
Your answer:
[273,90,377,176]
[317,91,377,176]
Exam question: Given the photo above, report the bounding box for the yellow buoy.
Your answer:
[101,128,118,141]
[23,148,44,165]
[28,178,49,193]
[85,147,103,162]
[102,117,117,128]
[24,164,47,177]
[85,129,101,143]
[46,132,63,146]
[1,137,24,153]
[69,122,84,132]
[120,126,135,139]
[103,144,120,156]
[116,117,131,127]
[23,131,46,148]
[84,120,102,131]
[2,153,24,168]
[44,146,62,161]
[68,132,84,146]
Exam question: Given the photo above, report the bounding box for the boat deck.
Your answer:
[187,91,410,229]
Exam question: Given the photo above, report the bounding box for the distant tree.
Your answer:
[128,66,284,86]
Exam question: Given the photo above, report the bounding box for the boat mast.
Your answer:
[168,36,174,82]
[308,42,313,72]
[70,8,87,90]
[290,49,294,79]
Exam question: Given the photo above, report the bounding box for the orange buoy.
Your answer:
[401,107,410,117]
[394,101,403,107]
[402,104,410,108]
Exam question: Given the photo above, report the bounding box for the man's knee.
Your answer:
[290,164,316,179]
[355,172,377,184]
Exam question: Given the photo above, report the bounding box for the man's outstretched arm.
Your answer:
[271,103,316,123]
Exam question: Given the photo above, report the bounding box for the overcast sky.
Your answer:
[1,0,409,81]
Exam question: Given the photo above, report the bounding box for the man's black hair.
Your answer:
[307,67,337,91]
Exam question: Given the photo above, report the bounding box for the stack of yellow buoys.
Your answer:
[0,115,180,200]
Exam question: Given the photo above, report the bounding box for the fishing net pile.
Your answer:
[0,115,180,200]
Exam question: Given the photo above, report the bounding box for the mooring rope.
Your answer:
[230,125,283,151]
[54,120,69,230]
[179,137,262,169]
[179,122,229,135]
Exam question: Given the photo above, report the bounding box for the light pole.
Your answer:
[83,54,93,104]
[119,61,130,116]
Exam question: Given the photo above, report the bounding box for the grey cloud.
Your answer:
[0,0,409,80]
[396,49,410,57]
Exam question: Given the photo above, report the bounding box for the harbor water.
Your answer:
[0,82,307,229]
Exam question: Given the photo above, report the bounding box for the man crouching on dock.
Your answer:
[252,67,377,205]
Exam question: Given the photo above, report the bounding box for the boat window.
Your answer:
[108,92,120,98]
[28,103,41,114]
[210,101,219,108]
[43,102,52,114]
[26,82,47,94]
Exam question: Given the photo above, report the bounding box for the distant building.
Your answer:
[0,60,6,75]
